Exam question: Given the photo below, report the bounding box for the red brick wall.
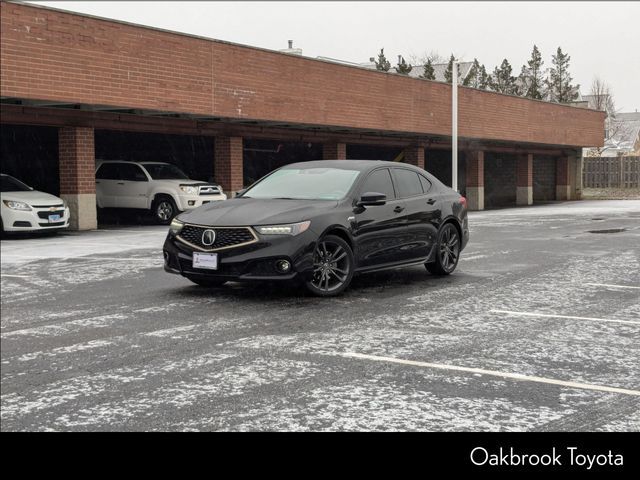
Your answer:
[214,136,243,193]
[322,142,347,160]
[403,146,425,169]
[58,126,95,194]
[516,154,533,187]
[466,151,484,187]
[0,1,605,148]
[557,157,569,186]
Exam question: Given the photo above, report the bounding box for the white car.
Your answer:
[95,161,227,224]
[1,174,70,233]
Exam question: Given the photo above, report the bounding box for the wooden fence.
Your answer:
[583,156,640,188]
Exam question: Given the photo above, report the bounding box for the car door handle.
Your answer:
[393,206,405,213]
[426,198,436,205]
[117,182,125,185]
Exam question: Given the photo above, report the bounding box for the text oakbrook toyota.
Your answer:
[163,160,469,296]
[470,447,624,469]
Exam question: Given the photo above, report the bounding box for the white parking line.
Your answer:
[0,274,30,279]
[490,309,640,326]
[585,283,640,290]
[340,352,640,397]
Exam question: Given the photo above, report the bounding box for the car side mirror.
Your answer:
[357,192,386,207]
[235,188,248,197]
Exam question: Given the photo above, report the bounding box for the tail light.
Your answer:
[459,196,467,209]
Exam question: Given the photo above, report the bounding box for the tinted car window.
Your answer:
[419,174,432,193]
[393,169,423,198]
[96,163,120,180]
[118,164,147,182]
[360,168,395,200]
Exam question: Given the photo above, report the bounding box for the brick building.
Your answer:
[0,1,605,230]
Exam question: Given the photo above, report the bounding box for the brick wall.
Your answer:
[214,136,243,193]
[0,1,604,148]
[58,126,95,194]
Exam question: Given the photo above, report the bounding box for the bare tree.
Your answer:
[586,77,626,156]
[590,77,616,115]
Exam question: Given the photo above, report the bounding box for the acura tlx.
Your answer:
[163,160,469,296]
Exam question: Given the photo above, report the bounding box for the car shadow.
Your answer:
[174,265,472,304]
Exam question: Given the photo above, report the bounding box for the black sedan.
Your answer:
[163,160,469,296]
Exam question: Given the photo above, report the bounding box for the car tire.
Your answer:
[305,234,355,297]
[187,277,227,288]
[426,222,461,275]
[153,195,178,225]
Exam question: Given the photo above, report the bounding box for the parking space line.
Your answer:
[339,352,640,397]
[490,309,640,326]
[0,274,30,279]
[585,283,640,290]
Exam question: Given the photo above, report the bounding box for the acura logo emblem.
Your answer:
[202,229,216,246]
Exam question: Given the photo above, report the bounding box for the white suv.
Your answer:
[95,161,227,224]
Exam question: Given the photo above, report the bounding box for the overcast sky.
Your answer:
[31,1,639,111]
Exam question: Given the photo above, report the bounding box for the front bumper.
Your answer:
[175,193,227,211]
[1,204,70,232]
[163,228,317,282]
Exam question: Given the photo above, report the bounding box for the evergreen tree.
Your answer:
[545,47,579,103]
[478,64,491,90]
[395,56,413,75]
[444,54,458,83]
[520,45,544,99]
[374,48,391,72]
[491,58,519,95]
[463,58,482,88]
[420,58,435,80]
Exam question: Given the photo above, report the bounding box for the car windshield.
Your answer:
[1,175,31,192]
[243,167,361,200]
[141,163,189,180]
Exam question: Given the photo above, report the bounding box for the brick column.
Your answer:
[58,126,97,230]
[403,145,425,169]
[556,155,571,200]
[465,150,484,210]
[215,136,244,196]
[322,142,346,160]
[516,153,533,205]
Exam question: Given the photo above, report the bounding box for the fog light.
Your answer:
[276,260,291,273]
[188,200,195,206]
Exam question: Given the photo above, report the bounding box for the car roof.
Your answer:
[283,159,423,173]
[97,160,173,164]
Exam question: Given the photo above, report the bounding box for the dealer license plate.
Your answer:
[48,214,61,223]
[192,252,218,270]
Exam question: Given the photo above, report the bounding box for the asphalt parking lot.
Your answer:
[1,200,639,431]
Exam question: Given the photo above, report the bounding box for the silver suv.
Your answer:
[95,161,227,224]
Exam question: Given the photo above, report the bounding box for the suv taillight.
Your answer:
[459,196,467,209]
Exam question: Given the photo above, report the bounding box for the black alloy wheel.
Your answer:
[426,223,460,275]
[305,234,354,296]
[154,196,177,225]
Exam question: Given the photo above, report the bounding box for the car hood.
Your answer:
[0,190,63,206]
[177,197,338,226]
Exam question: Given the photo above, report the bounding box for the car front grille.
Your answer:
[176,225,257,251]
[37,210,65,219]
[198,186,222,196]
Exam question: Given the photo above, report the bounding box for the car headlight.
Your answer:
[169,218,184,235]
[180,186,198,195]
[3,200,32,211]
[255,221,311,236]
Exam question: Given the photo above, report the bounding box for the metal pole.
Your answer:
[452,61,458,192]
